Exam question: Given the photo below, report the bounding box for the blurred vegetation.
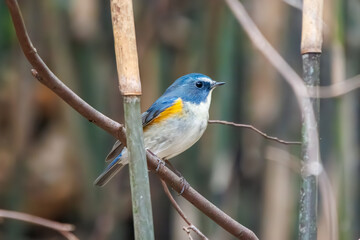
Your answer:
[0,0,359,239]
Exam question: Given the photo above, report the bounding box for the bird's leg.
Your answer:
[165,160,189,195]
[178,177,189,195]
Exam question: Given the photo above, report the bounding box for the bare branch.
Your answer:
[6,0,258,239]
[209,120,301,145]
[183,225,208,240]
[0,209,78,240]
[160,180,208,240]
[183,226,194,240]
[6,0,126,143]
[160,180,190,226]
[308,74,360,98]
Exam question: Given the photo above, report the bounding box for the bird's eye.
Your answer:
[195,81,203,88]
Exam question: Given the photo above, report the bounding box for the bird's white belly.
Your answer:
[143,101,209,160]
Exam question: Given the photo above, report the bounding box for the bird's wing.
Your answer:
[141,96,182,127]
[105,97,180,162]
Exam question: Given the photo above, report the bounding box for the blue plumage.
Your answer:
[161,73,214,104]
[141,73,214,126]
[105,151,123,171]
[142,96,179,127]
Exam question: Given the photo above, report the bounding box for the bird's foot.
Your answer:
[147,149,165,172]
[179,177,190,195]
[155,158,166,172]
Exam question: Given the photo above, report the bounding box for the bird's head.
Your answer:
[164,73,225,104]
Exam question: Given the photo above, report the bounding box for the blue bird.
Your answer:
[94,73,225,186]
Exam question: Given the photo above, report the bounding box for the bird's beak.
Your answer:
[210,81,225,89]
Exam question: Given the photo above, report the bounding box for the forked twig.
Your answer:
[183,225,207,240]
[0,209,78,240]
[209,120,301,145]
[160,180,208,240]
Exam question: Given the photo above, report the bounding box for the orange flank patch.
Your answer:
[150,98,183,125]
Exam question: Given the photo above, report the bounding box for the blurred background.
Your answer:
[0,0,359,239]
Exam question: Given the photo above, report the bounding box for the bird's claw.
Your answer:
[155,158,165,172]
[179,177,189,195]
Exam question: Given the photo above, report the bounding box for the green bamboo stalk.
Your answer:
[299,0,323,238]
[109,0,154,239]
[299,53,320,240]
[333,0,356,239]
[124,96,154,240]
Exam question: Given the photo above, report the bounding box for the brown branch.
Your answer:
[209,120,301,145]
[0,209,78,240]
[6,0,126,144]
[160,180,208,240]
[6,0,258,239]
[308,74,360,98]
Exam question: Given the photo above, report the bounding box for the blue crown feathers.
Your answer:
[162,73,214,104]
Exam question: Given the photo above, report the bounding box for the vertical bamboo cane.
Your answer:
[110,0,154,239]
[299,0,323,239]
[332,0,356,239]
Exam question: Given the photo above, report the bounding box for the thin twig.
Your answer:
[160,180,208,240]
[6,1,258,239]
[183,226,194,240]
[308,74,360,98]
[209,120,301,145]
[183,225,208,240]
[59,231,80,240]
[0,209,78,240]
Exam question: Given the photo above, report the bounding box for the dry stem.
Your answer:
[0,209,78,240]
[160,180,208,240]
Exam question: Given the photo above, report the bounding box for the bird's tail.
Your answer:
[94,151,127,187]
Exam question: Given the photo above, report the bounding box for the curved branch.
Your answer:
[6,0,126,144]
[0,209,78,240]
[5,0,258,239]
[209,120,301,145]
[160,180,208,240]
